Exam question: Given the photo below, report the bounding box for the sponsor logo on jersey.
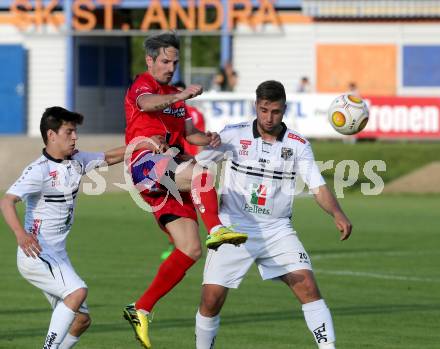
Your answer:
[240,139,252,148]
[239,140,252,156]
[281,147,293,160]
[29,219,42,236]
[163,106,186,118]
[135,86,153,95]
[244,184,271,215]
[258,158,270,167]
[288,133,306,144]
[49,170,60,187]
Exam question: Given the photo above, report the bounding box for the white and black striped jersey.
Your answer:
[196,120,325,238]
[7,150,105,258]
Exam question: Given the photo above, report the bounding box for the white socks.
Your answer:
[302,299,336,349]
[58,333,80,349]
[43,302,76,349]
[195,310,220,349]
[195,300,335,349]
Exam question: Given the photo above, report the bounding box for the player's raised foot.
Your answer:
[123,303,152,348]
[206,226,248,250]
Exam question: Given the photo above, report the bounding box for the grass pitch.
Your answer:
[1,192,439,349]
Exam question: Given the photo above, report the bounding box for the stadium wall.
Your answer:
[234,22,440,96]
[0,24,66,136]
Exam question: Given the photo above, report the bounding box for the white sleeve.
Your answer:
[72,151,106,174]
[294,144,326,189]
[195,129,235,167]
[6,165,43,200]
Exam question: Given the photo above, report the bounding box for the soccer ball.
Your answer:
[328,94,369,135]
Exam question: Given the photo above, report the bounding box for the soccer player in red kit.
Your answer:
[122,33,247,348]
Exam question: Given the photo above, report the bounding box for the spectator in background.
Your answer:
[210,72,224,92]
[297,76,312,93]
[211,62,238,92]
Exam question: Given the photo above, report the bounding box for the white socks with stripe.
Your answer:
[195,310,220,349]
[302,299,336,349]
[43,302,76,349]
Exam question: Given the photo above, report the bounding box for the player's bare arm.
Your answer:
[138,84,203,112]
[312,184,352,240]
[185,119,221,147]
[0,194,42,258]
[105,138,171,164]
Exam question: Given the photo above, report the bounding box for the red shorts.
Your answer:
[131,151,197,233]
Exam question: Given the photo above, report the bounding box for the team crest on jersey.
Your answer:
[163,106,185,118]
[71,161,83,175]
[281,147,293,160]
[239,140,252,156]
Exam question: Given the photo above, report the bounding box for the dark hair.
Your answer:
[143,33,180,61]
[256,80,286,103]
[40,106,84,145]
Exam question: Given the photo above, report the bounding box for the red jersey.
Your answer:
[125,72,191,153]
[183,105,205,156]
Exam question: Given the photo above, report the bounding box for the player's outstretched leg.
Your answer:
[123,303,152,349]
[188,170,248,249]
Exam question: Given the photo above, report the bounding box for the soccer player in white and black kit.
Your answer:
[194,81,352,349]
[0,107,129,349]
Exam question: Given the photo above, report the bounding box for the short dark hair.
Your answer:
[256,80,286,104]
[40,106,84,145]
[143,33,180,61]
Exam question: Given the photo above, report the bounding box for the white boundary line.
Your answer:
[314,269,440,283]
[312,251,440,283]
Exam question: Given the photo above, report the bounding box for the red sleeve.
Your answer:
[128,73,159,110]
[188,107,205,131]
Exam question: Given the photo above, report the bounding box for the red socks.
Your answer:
[136,249,195,312]
[191,172,222,233]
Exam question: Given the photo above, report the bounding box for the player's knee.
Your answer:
[299,280,321,302]
[201,293,223,315]
[186,245,202,261]
[80,314,92,331]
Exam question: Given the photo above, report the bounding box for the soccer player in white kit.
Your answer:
[0,107,129,349]
[194,81,352,349]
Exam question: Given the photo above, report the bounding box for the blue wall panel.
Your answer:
[403,45,440,87]
[0,45,26,134]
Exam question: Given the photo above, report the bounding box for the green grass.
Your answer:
[311,141,440,190]
[1,192,439,348]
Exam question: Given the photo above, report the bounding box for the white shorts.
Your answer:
[203,231,313,288]
[17,249,89,313]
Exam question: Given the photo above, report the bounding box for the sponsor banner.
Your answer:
[359,97,440,139]
[191,92,342,138]
[193,93,440,140]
